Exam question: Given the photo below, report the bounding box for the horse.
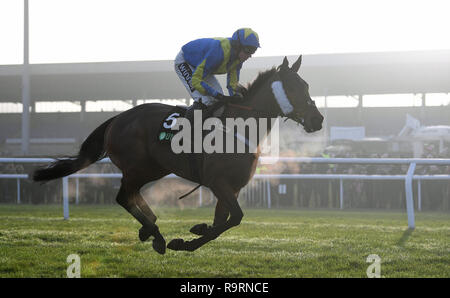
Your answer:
[33,55,324,254]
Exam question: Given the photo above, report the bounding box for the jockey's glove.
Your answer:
[236,84,248,97]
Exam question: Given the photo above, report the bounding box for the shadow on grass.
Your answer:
[396,228,414,247]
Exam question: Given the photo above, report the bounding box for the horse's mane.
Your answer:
[245,68,277,99]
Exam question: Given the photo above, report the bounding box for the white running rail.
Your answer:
[1,157,449,229]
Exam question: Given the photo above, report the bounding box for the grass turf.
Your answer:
[0,204,448,277]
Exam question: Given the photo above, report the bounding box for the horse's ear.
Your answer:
[279,56,289,71]
[291,55,302,72]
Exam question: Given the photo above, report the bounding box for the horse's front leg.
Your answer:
[168,182,241,252]
[167,211,242,252]
[189,199,229,236]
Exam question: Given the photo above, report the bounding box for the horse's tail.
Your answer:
[33,116,116,182]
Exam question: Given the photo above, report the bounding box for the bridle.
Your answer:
[224,71,316,127]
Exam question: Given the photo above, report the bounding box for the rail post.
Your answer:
[62,177,69,220]
[405,163,416,229]
[17,178,21,204]
[417,179,422,212]
[75,177,79,205]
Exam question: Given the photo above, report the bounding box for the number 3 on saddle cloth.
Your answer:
[157,103,225,184]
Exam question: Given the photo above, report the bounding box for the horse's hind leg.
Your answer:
[134,182,159,241]
[134,192,158,241]
[116,175,166,255]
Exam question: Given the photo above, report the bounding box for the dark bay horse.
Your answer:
[33,56,323,254]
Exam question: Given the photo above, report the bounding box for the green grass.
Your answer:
[0,204,449,277]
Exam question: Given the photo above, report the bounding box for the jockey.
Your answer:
[174,28,260,123]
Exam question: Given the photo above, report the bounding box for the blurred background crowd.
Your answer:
[1,145,448,212]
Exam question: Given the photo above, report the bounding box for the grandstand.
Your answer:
[1,50,449,156]
[1,50,450,212]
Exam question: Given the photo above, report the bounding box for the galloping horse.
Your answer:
[33,56,323,254]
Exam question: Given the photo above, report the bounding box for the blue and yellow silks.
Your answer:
[182,38,242,97]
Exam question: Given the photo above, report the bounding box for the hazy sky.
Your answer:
[1,0,450,64]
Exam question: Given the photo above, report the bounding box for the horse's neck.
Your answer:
[221,90,277,146]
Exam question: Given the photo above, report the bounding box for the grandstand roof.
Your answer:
[0,50,449,102]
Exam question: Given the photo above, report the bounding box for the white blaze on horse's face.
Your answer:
[271,81,294,115]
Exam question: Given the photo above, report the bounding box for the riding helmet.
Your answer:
[231,28,260,51]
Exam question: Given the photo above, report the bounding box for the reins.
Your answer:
[227,103,253,111]
[225,101,279,119]
[227,99,306,125]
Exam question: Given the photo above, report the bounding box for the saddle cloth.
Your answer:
[157,104,225,143]
[157,104,252,184]
[157,106,188,143]
[157,105,203,183]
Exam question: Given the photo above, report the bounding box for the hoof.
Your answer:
[167,238,185,251]
[190,223,209,236]
[138,226,152,242]
[152,237,166,255]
